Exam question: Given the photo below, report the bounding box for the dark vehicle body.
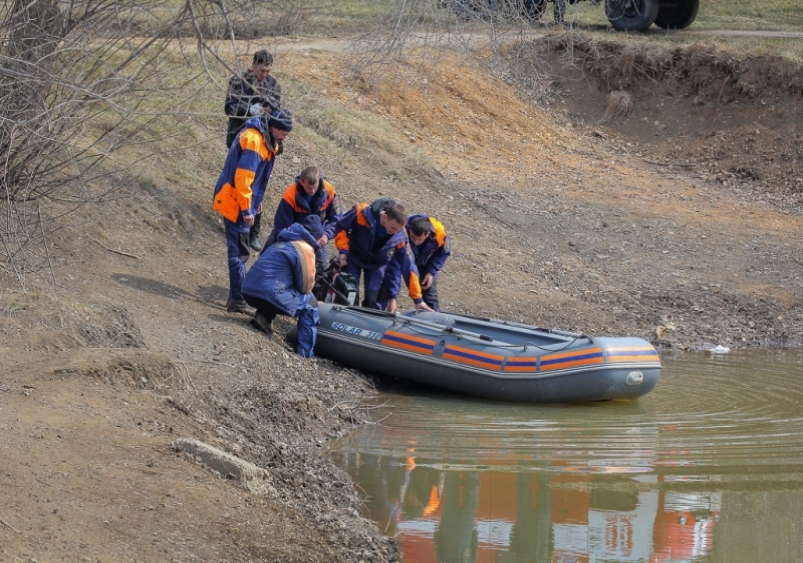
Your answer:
[448,0,699,32]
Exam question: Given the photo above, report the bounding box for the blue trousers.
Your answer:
[343,263,387,309]
[224,218,251,300]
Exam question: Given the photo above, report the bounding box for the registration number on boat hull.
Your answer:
[330,322,382,340]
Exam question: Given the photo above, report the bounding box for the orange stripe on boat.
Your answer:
[381,330,436,355]
[540,348,605,371]
[609,355,659,362]
[504,357,538,372]
[443,345,504,370]
[606,346,660,362]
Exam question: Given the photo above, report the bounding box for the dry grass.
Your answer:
[603,91,634,122]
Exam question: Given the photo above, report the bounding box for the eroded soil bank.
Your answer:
[1,33,801,562]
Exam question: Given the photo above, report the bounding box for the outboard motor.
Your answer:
[313,260,358,306]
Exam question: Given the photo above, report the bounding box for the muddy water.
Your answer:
[333,350,803,563]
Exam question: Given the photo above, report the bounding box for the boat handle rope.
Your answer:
[446,311,585,338]
[397,311,596,346]
[329,305,593,351]
[394,319,594,352]
[396,315,495,341]
[395,316,592,352]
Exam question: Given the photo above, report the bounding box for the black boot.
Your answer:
[226,298,253,314]
[249,232,262,252]
[249,212,263,252]
[250,311,274,334]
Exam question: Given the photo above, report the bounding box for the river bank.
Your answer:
[1,34,801,562]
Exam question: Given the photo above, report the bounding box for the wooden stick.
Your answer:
[92,238,141,260]
[181,358,237,369]
[0,515,18,533]
[642,158,695,168]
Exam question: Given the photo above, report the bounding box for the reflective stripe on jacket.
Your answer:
[242,223,319,316]
[334,199,423,303]
[213,117,279,223]
[269,177,340,241]
[406,214,451,277]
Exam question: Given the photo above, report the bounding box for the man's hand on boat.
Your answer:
[386,297,432,313]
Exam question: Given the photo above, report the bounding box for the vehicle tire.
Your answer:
[523,0,547,21]
[605,0,659,31]
[654,0,699,29]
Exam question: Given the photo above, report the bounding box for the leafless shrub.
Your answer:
[346,0,544,83]
[603,90,633,122]
[0,0,304,288]
[496,37,556,104]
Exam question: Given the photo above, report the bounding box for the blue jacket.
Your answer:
[269,176,341,242]
[406,214,451,277]
[242,224,319,356]
[213,116,280,224]
[333,199,424,303]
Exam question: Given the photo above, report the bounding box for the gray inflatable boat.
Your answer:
[312,304,661,403]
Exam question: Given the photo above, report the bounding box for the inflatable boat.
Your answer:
[312,304,661,403]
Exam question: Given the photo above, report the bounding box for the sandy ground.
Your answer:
[1,32,801,562]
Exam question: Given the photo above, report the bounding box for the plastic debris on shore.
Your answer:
[709,345,731,354]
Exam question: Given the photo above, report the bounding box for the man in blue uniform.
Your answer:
[332,198,431,312]
[265,166,341,273]
[242,215,322,358]
[401,214,451,312]
[213,109,293,314]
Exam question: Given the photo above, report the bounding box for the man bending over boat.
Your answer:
[241,215,323,357]
[333,198,432,312]
[393,214,451,312]
[263,165,341,274]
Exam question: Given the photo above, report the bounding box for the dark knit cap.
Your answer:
[302,215,324,241]
[267,109,293,132]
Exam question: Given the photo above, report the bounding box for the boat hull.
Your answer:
[313,305,661,403]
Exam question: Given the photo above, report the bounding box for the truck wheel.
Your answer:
[605,0,659,32]
[523,0,547,21]
[654,0,699,29]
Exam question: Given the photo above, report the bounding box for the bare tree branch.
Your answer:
[0,0,307,286]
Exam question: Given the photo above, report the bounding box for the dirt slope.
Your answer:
[1,34,801,562]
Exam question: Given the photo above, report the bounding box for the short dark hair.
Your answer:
[300,166,319,185]
[384,204,407,225]
[253,50,273,66]
[409,217,431,236]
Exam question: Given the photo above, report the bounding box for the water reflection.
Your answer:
[333,350,803,563]
[339,451,722,563]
